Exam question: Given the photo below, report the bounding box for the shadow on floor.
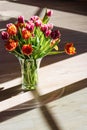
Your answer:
[0,78,86,130]
[0,78,87,122]
[6,0,87,16]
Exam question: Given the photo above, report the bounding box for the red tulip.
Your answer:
[22,44,33,56]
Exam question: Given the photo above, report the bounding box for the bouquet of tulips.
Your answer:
[1,9,76,90]
[1,9,76,60]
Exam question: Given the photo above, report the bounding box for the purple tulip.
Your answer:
[51,30,61,39]
[18,16,24,23]
[1,31,9,40]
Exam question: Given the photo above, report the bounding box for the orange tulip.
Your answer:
[5,40,18,51]
[22,28,31,39]
[65,43,76,55]
[7,24,17,35]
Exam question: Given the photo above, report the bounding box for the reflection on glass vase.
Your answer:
[19,58,42,91]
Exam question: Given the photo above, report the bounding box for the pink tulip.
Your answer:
[30,16,39,22]
[35,19,42,27]
[45,29,51,37]
[26,22,34,32]
[46,9,53,17]
[41,24,48,32]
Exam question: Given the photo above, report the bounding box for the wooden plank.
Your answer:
[38,53,87,95]
[0,77,21,90]
[0,53,87,112]
[0,108,50,130]
[0,92,33,112]
[48,88,87,130]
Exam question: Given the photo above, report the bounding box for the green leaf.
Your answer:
[47,51,65,55]
[36,37,40,44]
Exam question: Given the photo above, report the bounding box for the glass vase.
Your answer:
[19,58,41,91]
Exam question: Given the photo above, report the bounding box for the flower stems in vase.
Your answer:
[19,58,41,90]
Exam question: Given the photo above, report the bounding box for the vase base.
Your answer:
[22,85,36,91]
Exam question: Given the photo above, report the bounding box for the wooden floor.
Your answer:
[0,0,87,130]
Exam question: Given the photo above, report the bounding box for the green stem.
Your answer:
[20,58,41,90]
[13,50,25,59]
[47,51,65,55]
